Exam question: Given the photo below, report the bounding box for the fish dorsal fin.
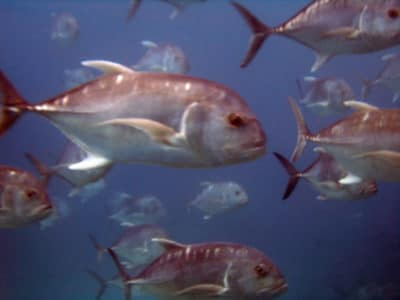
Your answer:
[141,40,158,48]
[81,60,135,74]
[311,53,332,73]
[151,238,186,251]
[381,53,397,62]
[343,100,378,111]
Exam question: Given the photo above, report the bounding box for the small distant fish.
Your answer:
[109,193,167,226]
[289,97,400,182]
[89,224,168,270]
[64,68,96,90]
[274,150,377,200]
[108,238,287,300]
[362,53,400,102]
[133,40,190,74]
[0,166,53,228]
[50,12,79,44]
[188,181,248,220]
[25,143,110,198]
[127,0,206,21]
[297,76,356,115]
[0,60,266,171]
[232,1,400,72]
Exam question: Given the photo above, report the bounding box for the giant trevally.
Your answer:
[232,1,400,72]
[0,60,266,173]
[289,97,400,182]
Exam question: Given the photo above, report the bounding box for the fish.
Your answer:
[87,269,124,300]
[39,196,70,230]
[64,67,96,90]
[273,149,377,200]
[133,40,190,74]
[0,60,266,171]
[297,76,356,115]
[127,0,206,21]
[50,12,80,45]
[109,194,167,227]
[232,1,400,72]
[107,238,287,300]
[362,53,400,102]
[89,224,169,269]
[25,142,111,197]
[0,166,53,228]
[289,97,400,182]
[188,181,248,220]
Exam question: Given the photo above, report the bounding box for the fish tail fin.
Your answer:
[88,234,106,263]
[107,248,133,300]
[86,269,108,300]
[288,96,311,162]
[360,78,373,99]
[273,152,301,200]
[127,0,142,21]
[0,71,29,136]
[24,153,53,186]
[231,1,272,68]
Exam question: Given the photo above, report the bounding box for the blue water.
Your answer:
[1,1,400,300]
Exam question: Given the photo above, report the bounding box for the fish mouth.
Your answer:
[257,282,288,296]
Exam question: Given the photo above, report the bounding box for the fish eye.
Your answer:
[388,8,400,19]
[254,264,269,278]
[226,113,247,128]
[25,190,37,199]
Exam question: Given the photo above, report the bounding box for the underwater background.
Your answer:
[1,1,400,299]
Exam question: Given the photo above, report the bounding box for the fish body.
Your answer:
[189,181,248,219]
[289,98,400,182]
[298,76,355,115]
[0,62,265,170]
[233,0,400,71]
[362,53,400,101]
[134,40,190,74]
[274,151,377,200]
[108,238,287,300]
[51,12,80,44]
[64,68,96,90]
[109,194,166,226]
[0,166,53,228]
[127,0,206,21]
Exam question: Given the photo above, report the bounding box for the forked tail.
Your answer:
[86,269,108,300]
[25,153,53,187]
[108,248,133,300]
[273,152,301,200]
[231,1,272,68]
[288,97,311,162]
[0,71,29,136]
[88,234,107,263]
[127,0,142,21]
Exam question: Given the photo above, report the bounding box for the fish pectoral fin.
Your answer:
[353,150,400,169]
[151,237,186,251]
[321,27,362,40]
[339,173,362,185]
[68,154,110,171]
[141,40,158,48]
[307,101,330,108]
[311,53,332,73]
[81,60,135,74]
[97,118,187,148]
[343,100,378,111]
[174,284,229,296]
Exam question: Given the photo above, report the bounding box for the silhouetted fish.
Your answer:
[232,1,400,72]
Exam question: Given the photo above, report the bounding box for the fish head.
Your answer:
[363,2,400,40]
[235,254,287,298]
[199,99,266,165]
[224,182,248,205]
[0,184,53,228]
[163,45,190,74]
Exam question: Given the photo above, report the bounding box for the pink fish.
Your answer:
[232,1,400,72]
[108,238,287,300]
[0,60,265,171]
[274,150,377,200]
[0,166,53,228]
[289,97,400,182]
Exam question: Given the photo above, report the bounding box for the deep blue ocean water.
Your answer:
[1,1,400,300]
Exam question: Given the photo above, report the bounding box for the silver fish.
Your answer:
[289,97,400,182]
[108,238,287,300]
[0,60,266,172]
[134,40,190,74]
[274,149,377,200]
[233,1,400,72]
[362,53,400,102]
[127,0,206,21]
[188,181,248,220]
[297,76,356,115]
[0,166,53,228]
[50,12,79,45]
